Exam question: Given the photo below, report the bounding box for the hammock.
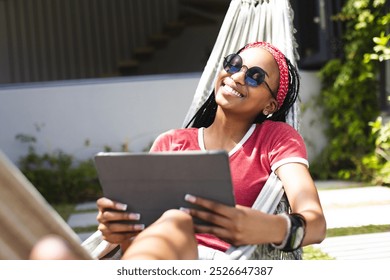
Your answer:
[0,150,92,260]
[183,0,300,130]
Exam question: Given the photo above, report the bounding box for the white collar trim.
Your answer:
[198,124,256,156]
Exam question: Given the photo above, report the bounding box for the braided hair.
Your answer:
[185,42,300,129]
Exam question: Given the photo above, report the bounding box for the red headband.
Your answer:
[241,42,289,109]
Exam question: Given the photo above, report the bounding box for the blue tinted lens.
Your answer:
[223,54,242,73]
[246,67,266,87]
[228,65,241,73]
[245,76,258,87]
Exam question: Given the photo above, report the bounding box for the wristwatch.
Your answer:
[271,213,306,252]
[285,213,306,252]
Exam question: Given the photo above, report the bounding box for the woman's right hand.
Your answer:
[96,197,145,250]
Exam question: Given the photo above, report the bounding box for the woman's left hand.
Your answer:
[183,194,265,246]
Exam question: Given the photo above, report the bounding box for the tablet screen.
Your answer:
[94,150,235,226]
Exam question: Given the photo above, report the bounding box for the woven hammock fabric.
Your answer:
[183,0,300,130]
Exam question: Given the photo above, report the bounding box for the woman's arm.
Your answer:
[276,162,327,246]
[184,163,326,248]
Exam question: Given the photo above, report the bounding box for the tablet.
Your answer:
[94,150,235,226]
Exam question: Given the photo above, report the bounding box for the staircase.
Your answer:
[1,0,229,84]
[117,0,230,77]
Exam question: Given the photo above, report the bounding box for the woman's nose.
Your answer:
[231,66,247,85]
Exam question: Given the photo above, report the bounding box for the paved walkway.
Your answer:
[68,182,390,260]
[313,182,390,260]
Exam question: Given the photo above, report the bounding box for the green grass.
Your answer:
[52,203,76,221]
[73,225,99,233]
[327,224,390,237]
[303,246,335,260]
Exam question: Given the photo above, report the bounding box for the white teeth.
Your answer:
[223,84,243,97]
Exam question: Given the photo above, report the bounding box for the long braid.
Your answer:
[185,91,217,128]
[268,57,300,122]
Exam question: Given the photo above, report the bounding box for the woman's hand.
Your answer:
[182,194,282,247]
[96,197,145,250]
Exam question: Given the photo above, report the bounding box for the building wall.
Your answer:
[0,0,180,83]
[0,71,325,166]
[299,71,327,162]
[0,74,199,164]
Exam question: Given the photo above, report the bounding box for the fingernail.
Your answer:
[128,213,141,220]
[179,207,190,214]
[134,224,145,230]
[116,203,127,211]
[185,194,196,203]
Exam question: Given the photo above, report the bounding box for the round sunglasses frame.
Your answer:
[223,53,277,98]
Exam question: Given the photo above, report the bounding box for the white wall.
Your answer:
[0,71,325,165]
[0,74,199,165]
[299,71,327,162]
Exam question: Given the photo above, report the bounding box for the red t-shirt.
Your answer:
[150,121,308,251]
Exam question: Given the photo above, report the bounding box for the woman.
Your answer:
[97,41,326,259]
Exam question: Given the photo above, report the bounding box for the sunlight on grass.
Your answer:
[303,246,335,260]
[327,224,390,237]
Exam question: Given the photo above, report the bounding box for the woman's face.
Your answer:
[214,47,279,120]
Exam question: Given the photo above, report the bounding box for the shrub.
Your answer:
[361,117,390,185]
[16,133,102,204]
[311,0,389,181]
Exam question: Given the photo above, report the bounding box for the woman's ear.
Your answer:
[263,99,278,115]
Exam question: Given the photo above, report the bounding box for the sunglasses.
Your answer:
[223,53,276,98]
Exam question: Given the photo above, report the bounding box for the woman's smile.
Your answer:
[222,83,244,98]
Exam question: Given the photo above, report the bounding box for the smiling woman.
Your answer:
[95,41,326,260]
[189,41,299,128]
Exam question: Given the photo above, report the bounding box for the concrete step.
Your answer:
[322,205,390,228]
[74,201,97,211]
[67,212,98,228]
[317,186,390,229]
[312,232,390,260]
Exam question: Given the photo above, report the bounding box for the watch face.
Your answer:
[292,227,305,249]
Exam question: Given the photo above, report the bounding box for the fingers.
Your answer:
[183,194,251,246]
[96,196,145,244]
[97,197,127,212]
[98,222,145,234]
[98,224,141,244]
[184,194,230,215]
[194,224,232,241]
[97,222,144,244]
[183,194,233,228]
[96,208,140,224]
[96,197,142,224]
